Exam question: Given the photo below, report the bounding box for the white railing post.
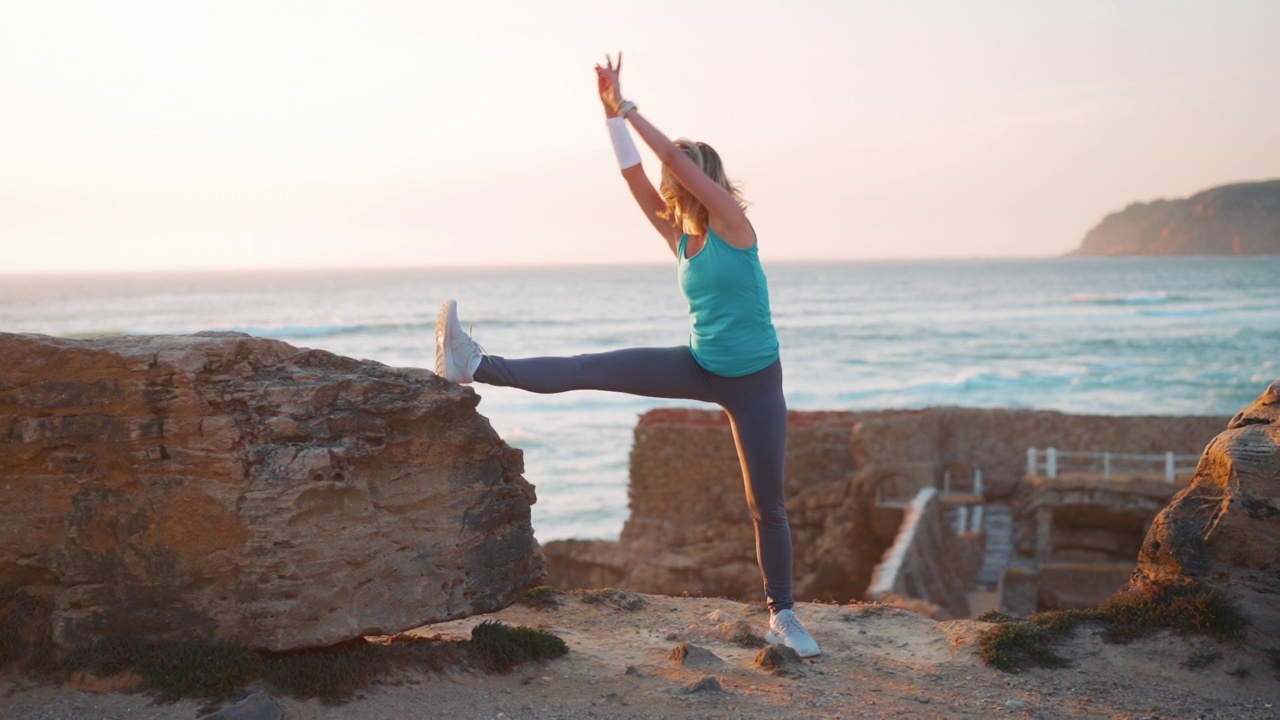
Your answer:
[1047,447,1058,479]
[974,467,983,497]
[943,469,951,496]
[1103,452,1111,482]
[956,505,968,534]
[1166,452,1175,483]
[973,504,984,532]
[1027,448,1037,476]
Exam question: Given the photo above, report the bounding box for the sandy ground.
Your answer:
[4,590,1279,720]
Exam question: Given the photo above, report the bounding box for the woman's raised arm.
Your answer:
[596,55,681,255]
[596,54,754,249]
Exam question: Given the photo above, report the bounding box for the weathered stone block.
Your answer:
[0,332,544,651]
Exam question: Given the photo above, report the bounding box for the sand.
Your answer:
[5,591,1279,719]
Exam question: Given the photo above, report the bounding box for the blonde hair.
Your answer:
[659,139,746,236]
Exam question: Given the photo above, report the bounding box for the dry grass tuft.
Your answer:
[978,579,1247,673]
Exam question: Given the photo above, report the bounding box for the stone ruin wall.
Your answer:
[855,408,1227,499]
[865,488,983,619]
[620,408,882,605]
[544,406,1226,612]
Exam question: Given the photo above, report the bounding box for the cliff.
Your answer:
[1070,179,1280,256]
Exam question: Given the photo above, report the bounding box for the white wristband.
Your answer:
[607,117,641,169]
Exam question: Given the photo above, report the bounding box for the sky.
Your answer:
[2,1,1278,273]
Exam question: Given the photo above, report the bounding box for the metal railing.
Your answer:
[1026,447,1200,483]
[947,468,985,498]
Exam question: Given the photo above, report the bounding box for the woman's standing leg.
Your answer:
[714,360,820,657]
[713,360,793,612]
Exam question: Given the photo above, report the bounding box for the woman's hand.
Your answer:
[595,52,623,118]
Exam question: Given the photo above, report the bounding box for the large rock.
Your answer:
[1124,380,1280,642]
[0,332,543,652]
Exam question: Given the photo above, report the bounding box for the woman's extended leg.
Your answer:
[476,346,717,402]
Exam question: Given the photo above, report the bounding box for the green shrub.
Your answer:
[470,620,568,673]
[521,586,561,610]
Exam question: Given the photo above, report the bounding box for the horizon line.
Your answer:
[13,251,1277,279]
[0,253,1124,278]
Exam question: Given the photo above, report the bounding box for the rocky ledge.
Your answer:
[0,332,544,652]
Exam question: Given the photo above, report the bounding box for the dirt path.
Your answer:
[5,591,1278,719]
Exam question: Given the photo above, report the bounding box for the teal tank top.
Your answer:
[676,228,780,377]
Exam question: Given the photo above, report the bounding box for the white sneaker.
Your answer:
[765,608,821,658]
[435,300,483,384]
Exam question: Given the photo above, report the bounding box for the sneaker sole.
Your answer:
[435,300,461,381]
[764,630,822,658]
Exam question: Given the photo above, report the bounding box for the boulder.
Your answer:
[1124,380,1280,642]
[0,332,543,652]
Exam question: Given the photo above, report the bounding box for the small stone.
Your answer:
[668,642,725,669]
[678,675,724,694]
[713,620,767,648]
[1004,699,1030,711]
[752,644,803,674]
[624,665,650,678]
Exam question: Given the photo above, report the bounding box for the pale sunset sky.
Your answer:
[2,1,1277,273]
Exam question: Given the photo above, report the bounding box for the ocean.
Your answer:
[3,257,1278,542]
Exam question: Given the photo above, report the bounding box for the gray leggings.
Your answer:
[475,346,793,612]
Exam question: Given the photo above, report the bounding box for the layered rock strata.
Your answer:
[0,332,543,652]
[1123,380,1280,644]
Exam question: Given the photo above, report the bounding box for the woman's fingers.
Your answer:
[595,53,623,87]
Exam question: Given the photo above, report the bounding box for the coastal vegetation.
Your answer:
[0,584,567,707]
[977,579,1248,672]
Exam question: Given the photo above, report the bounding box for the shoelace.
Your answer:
[774,612,805,635]
[465,324,488,358]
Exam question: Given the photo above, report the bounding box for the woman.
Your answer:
[435,53,820,658]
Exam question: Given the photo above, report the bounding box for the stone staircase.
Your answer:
[976,504,1014,588]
